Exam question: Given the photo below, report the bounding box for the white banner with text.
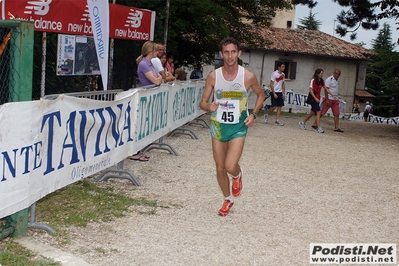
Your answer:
[348,113,399,125]
[0,81,205,218]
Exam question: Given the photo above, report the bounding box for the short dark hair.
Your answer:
[276,62,285,69]
[220,37,240,52]
[166,53,174,59]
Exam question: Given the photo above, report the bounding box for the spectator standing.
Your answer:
[311,69,344,132]
[151,43,167,81]
[160,54,175,82]
[264,62,286,126]
[166,53,175,75]
[174,68,187,81]
[363,101,372,122]
[299,69,336,133]
[136,41,162,86]
[353,100,360,115]
[131,41,161,161]
[199,37,263,216]
[190,63,203,79]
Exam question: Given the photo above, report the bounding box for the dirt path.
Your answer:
[24,114,399,265]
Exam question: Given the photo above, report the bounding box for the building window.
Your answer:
[274,61,296,80]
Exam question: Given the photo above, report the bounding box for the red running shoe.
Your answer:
[218,200,234,216]
[232,169,243,197]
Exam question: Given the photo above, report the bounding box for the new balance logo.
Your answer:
[24,0,52,16]
[81,5,90,22]
[124,9,142,28]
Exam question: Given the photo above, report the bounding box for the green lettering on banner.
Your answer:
[185,86,196,117]
[196,85,205,110]
[137,91,168,140]
[173,86,196,121]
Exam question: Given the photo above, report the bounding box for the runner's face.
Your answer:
[220,43,241,67]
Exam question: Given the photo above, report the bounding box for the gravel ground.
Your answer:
[24,113,399,266]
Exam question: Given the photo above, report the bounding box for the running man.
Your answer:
[199,37,263,216]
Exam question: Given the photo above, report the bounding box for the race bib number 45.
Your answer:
[216,100,240,124]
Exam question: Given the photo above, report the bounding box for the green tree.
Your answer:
[34,0,294,94]
[370,22,396,51]
[354,41,366,47]
[122,0,292,65]
[292,0,317,9]
[334,0,379,40]
[297,9,322,30]
[293,0,399,40]
[366,22,399,117]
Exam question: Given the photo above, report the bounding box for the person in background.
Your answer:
[264,62,285,126]
[199,37,263,217]
[174,68,187,81]
[151,43,167,81]
[131,41,161,161]
[311,69,344,132]
[166,53,175,75]
[160,54,176,83]
[136,41,162,86]
[353,100,360,115]
[190,63,203,79]
[363,101,372,122]
[299,68,336,133]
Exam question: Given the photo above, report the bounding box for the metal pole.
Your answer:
[108,0,116,90]
[163,0,170,50]
[108,38,114,90]
[41,32,46,97]
[1,0,5,21]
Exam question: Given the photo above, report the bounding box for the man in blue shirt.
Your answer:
[190,63,203,79]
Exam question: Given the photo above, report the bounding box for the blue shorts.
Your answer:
[310,101,321,113]
[271,92,284,107]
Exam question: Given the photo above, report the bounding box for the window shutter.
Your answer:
[289,62,297,79]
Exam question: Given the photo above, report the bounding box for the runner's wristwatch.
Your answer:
[251,112,257,119]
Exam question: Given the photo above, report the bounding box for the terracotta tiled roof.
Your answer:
[246,27,372,60]
[355,90,376,98]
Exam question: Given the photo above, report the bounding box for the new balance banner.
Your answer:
[109,4,155,41]
[1,0,155,41]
